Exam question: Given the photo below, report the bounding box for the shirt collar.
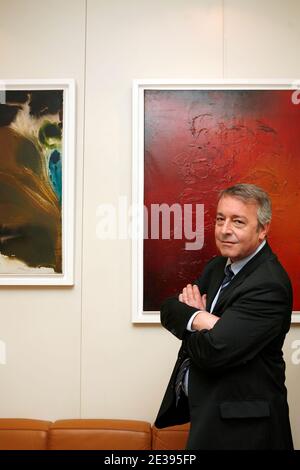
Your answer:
[226,240,266,276]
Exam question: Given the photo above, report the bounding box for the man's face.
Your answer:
[215,195,269,262]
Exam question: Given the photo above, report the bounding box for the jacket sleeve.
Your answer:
[184,281,292,373]
[160,297,200,340]
[160,257,218,340]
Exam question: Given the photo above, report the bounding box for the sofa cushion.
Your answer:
[48,419,151,450]
[0,419,51,450]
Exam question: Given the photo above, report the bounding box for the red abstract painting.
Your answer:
[143,89,300,311]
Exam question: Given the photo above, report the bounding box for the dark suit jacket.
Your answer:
[155,243,294,450]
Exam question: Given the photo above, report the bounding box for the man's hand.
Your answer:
[179,284,220,331]
[178,284,207,309]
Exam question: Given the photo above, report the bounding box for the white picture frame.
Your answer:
[0,79,75,285]
[132,79,300,323]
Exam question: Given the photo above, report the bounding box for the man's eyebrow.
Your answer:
[216,212,248,220]
[232,215,248,220]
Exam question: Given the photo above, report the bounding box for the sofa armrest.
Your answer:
[0,419,51,450]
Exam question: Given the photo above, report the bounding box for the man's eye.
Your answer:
[234,220,244,225]
[216,217,224,223]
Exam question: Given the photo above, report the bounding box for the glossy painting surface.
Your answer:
[0,90,63,274]
[144,89,300,311]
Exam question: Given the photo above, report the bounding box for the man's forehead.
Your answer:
[216,195,259,215]
[217,195,258,208]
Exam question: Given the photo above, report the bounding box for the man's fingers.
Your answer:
[192,284,201,301]
[181,284,205,309]
[182,287,188,303]
[193,285,204,309]
[186,284,194,301]
[202,293,207,310]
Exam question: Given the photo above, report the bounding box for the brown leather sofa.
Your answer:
[0,419,190,450]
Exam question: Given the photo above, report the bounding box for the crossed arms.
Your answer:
[161,278,290,372]
[178,283,220,331]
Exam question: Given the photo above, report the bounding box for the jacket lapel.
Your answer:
[206,258,227,311]
[212,243,275,314]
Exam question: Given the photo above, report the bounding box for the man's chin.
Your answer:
[216,242,238,258]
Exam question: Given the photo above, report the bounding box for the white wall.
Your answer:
[0,0,86,420]
[0,0,299,448]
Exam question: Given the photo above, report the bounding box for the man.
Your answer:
[155,183,293,450]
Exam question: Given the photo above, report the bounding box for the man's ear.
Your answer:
[259,222,270,241]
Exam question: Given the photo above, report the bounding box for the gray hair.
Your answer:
[218,183,272,227]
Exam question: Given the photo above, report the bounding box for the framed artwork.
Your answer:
[0,79,75,285]
[132,79,300,323]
